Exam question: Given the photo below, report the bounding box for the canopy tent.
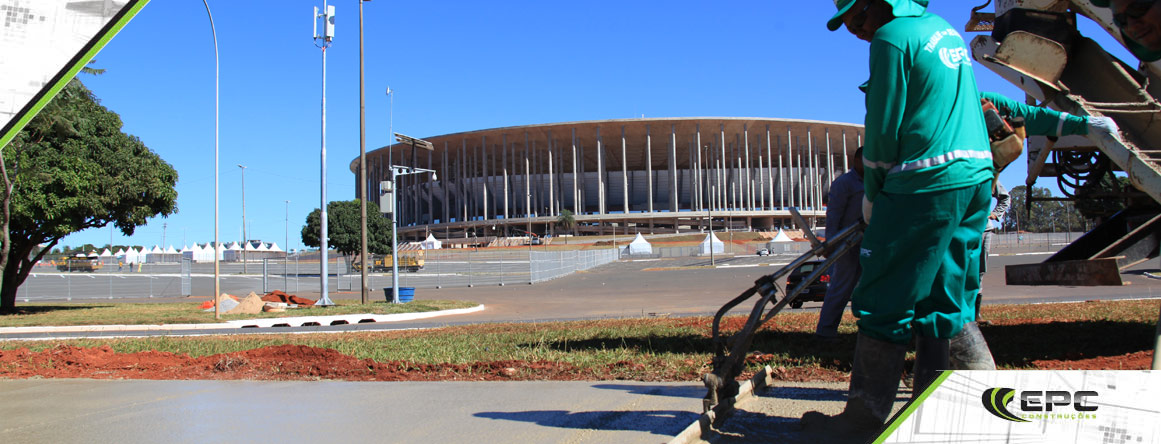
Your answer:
[700,233,725,255]
[164,245,179,254]
[99,248,112,257]
[420,234,443,250]
[624,233,653,255]
[771,229,792,243]
[114,248,126,257]
[123,248,142,264]
[266,242,283,252]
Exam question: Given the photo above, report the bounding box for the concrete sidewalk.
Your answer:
[0,379,704,443]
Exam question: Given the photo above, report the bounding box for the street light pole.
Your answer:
[358,0,369,304]
[202,0,220,319]
[314,2,335,306]
[238,164,247,273]
[389,133,435,304]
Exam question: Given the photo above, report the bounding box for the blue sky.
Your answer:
[57,1,1132,251]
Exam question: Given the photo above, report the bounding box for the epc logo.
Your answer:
[982,388,1099,422]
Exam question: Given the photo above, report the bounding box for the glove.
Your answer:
[1087,116,1122,143]
[861,195,873,224]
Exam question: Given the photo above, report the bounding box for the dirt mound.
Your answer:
[260,290,315,306]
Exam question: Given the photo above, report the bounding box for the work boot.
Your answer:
[911,335,949,398]
[800,333,907,443]
[949,322,996,370]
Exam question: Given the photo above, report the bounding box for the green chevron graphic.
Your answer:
[982,387,1030,422]
[0,0,151,149]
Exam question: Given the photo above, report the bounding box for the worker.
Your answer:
[815,147,864,341]
[976,181,1008,326]
[1093,0,1161,61]
[802,1,995,439]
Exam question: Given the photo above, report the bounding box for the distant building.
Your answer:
[352,118,862,241]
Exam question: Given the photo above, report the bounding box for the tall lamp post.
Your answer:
[237,164,247,273]
[201,0,220,319]
[313,2,335,306]
[357,0,371,304]
[387,133,435,304]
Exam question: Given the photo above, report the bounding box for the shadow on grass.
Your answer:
[531,319,1154,372]
[0,305,109,316]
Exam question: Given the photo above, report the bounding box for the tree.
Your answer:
[556,209,577,240]
[301,199,393,258]
[1004,185,1085,233]
[1,77,178,312]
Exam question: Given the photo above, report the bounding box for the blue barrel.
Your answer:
[383,287,415,303]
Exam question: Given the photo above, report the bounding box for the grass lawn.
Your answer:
[0,299,479,327]
[1,299,1156,381]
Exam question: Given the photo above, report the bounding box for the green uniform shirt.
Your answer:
[979,92,1089,137]
[863,12,994,201]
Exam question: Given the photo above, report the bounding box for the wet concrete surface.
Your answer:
[0,379,704,444]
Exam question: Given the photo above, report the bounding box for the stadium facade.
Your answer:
[350,118,863,241]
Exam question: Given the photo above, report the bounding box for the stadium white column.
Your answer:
[502,135,509,222]
[744,125,752,211]
[719,125,726,213]
[597,127,605,215]
[646,125,654,214]
[845,129,854,172]
[766,126,774,211]
[669,124,678,213]
[786,128,794,208]
[622,126,629,215]
[548,135,555,218]
[695,125,703,211]
[571,128,579,215]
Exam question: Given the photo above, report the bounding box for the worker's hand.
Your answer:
[989,214,999,221]
[861,196,873,223]
[1087,116,1122,143]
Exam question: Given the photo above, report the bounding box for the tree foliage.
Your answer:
[301,199,393,257]
[1,77,178,312]
[1003,185,1086,233]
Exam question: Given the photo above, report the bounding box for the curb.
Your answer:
[0,304,486,335]
[667,366,774,444]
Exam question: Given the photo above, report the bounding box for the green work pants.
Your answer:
[851,181,990,344]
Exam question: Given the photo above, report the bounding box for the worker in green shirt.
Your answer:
[802,0,995,439]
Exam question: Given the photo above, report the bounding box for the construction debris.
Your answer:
[260,290,316,306]
[225,292,265,315]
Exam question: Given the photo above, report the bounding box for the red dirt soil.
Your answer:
[0,345,585,381]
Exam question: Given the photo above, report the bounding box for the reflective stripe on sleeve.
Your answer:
[863,157,897,171]
[1057,112,1070,137]
[887,149,992,175]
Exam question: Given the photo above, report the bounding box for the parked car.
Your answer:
[785,260,829,308]
[756,248,770,256]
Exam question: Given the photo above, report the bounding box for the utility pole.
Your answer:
[313,2,335,306]
[358,0,370,304]
[201,0,220,319]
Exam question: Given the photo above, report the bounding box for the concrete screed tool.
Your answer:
[701,207,864,423]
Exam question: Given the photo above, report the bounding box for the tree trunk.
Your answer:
[1,241,54,313]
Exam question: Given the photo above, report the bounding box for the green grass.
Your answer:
[1,299,1156,381]
[0,299,478,327]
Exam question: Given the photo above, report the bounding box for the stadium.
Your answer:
[350,117,864,242]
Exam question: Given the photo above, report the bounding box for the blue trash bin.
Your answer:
[383,287,415,303]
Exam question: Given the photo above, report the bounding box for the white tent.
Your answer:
[254,242,269,251]
[700,233,725,255]
[99,248,112,257]
[420,234,443,250]
[164,245,179,254]
[267,242,283,252]
[150,245,164,254]
[124,248,141,264]
[114,248,126,257]
[771,229,792,243]
[244,241,258,251]
[624,233,652,255]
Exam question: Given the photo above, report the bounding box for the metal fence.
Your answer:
[988,232,1085,253]
[17,258,194,302]
[530,249,621,283]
